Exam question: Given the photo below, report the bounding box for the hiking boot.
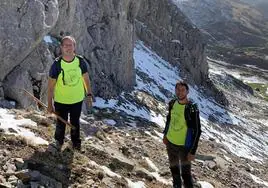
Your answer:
[193,182,202,188]
[48,140,62,152]
[73,143,81,151]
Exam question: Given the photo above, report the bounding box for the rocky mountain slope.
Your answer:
[174,0,268,47]
[0,42,267,188]
[1,1,267,187]
[136,0,208,85]
[173,0,268,70]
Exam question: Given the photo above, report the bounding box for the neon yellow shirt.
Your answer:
[54,57,85,104]
[167,101,187,145]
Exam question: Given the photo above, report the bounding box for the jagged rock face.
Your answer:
[3,42,53,107]
[173,0,233,28]
[0,0,207,106]
[0,0,141,105]
[50,0,141,98]
[0,0,58,105]
[1,0,142,105]
[135,0,208,85]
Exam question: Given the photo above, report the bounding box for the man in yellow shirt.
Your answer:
[47,36,93,151]
[163,81,201,188]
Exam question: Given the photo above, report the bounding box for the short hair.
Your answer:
[175,81,189,91]
[61,36,76,46]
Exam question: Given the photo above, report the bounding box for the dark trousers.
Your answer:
[166,141,193,188]
[54,101,83,147]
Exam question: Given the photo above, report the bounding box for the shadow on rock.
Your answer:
[21,146,74,188]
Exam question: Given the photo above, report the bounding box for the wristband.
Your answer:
[87,93,92,97]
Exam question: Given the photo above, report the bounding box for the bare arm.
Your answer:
[82,72,92,95]
[82,72,93,107]
[47,77,56,113]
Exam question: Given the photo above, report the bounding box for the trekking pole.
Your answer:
[22,89,75,129]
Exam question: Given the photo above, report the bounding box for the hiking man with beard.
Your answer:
[47,36,92,151]
[163,81,201,188]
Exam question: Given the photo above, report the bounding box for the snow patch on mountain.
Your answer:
[249,173,268,187]
[94,41,268,164]
[0,108,48,146]
[43,35,53,43]
[94,96,166,127]
[172,0,189,4]
[134,41,182,102]
[208,58,268,84]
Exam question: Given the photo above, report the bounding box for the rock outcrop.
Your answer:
[0,0,142,106]
[136,0,208,85]
[0,0,208,107]
[3,42,53,107]
[0,0,59,106]
[49,0,142,98]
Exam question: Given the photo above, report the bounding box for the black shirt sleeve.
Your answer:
[79,58,88,74]
[189,103,202,155]
[49,61,60,79]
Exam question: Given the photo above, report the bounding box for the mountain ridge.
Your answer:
[1,41,267,188]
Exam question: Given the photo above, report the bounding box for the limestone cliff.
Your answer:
[0,0,58,107]
[136,0,208,85]
[0,0,208,107]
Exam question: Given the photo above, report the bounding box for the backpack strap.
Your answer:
[52,55,90,85]
[76,55,92,68]
[76,55,83,63]
[168,98,176,111]
[187,101,198,113]
[185,100,200,122]
[54,55,81,81]
[163,98,177,135]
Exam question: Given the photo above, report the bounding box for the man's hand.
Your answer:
[187,153,195,161]
[163,136,168,145]
[47,78,56,114]
[47,103,54,114]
